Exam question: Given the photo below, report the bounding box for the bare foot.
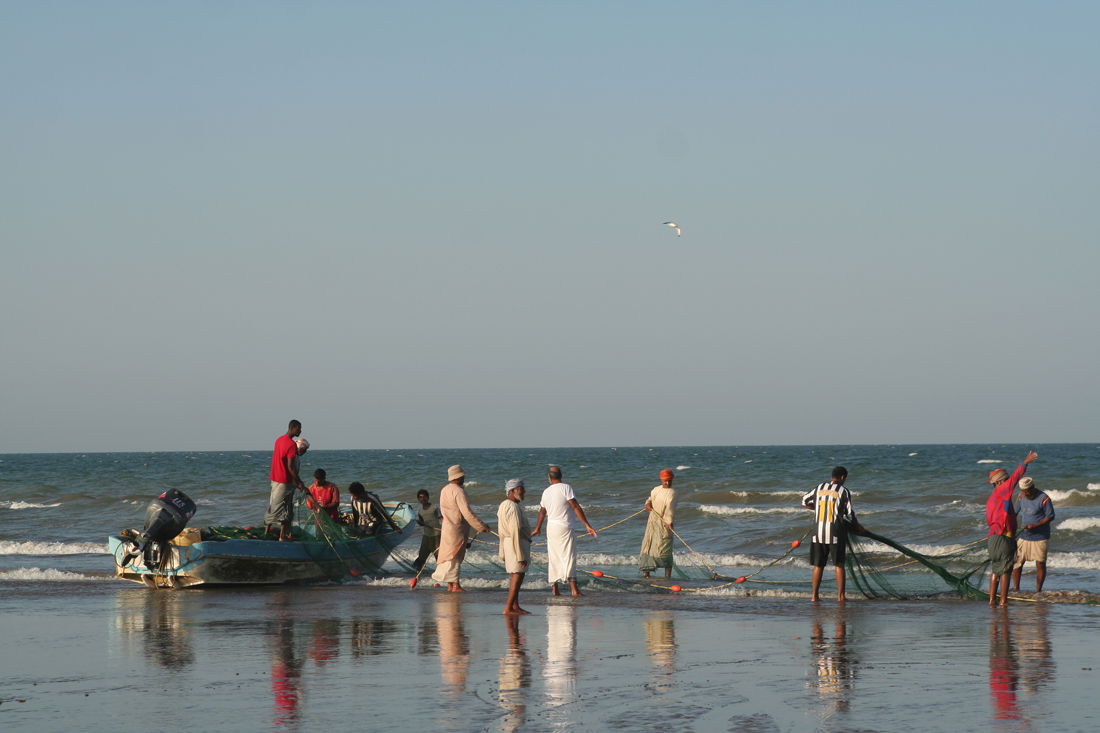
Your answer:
[450,586,467,593]
[551,584,560,596]
[811,596,820,603]
[571,590,584,597]
[515,607,531,615]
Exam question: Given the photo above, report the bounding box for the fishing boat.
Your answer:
[109,493,417,588]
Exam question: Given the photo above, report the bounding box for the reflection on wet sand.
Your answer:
[497,614,531,733]
[268,593,304,729]
[989,613,1021,722]
[545,603,578,730]
[112,591,195,670]
[809,610,855,717]
[1014,604,1055,697]
[643,611,676,692]
[307,618,340,666]
[350,617,402,658]
[436,595,470,698]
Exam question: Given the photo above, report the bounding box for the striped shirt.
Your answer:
[801,482,856,544]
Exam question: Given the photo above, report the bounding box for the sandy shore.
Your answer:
[0,582,1097,732]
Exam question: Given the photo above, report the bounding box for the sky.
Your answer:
[2,2,1098,453]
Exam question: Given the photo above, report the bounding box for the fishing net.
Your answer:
[204,497,414,582]
[843,529,990,600]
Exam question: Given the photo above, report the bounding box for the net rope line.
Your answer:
[292,498,1061,603]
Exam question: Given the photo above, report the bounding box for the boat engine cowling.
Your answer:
[121,489,197,570]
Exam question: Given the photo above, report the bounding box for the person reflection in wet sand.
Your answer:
[497,614,532,733]
[307,618,340,666]
[268,596,303,728]
[810,612,855,716]
[989,614,1022,722]
[545,603,578,727]
[436,595,470,698]
[643,611,677,692]
[1015,604,1056,697]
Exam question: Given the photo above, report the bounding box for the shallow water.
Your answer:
[1,584,1097,732]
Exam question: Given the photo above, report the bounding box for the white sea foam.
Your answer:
[1044,488,1100,503]
[908,452,919,457]
[728,490,804,498]
[1046,551,1100,570]
[0,567,97,582]
[676,465,691,471]
[0,541,107,556]
[1057,517,1100,532]
[0,501,62,510]
[976,459,1003,464]
[701,505,805,516]
[1089,483,1100,491]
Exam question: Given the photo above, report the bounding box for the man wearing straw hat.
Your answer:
[498,479,532,614]
[432,465,490,592]
[1011,475,1055,593]
[531,466,598,596]
[985,450,1039,606]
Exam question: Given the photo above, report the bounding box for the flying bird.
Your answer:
[662,221,681,236]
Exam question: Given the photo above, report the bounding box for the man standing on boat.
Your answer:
[531,465,598,596]
[498,479,532,614]
[265,420,306,541]
[432,465,490,592]
[801,466,863,603]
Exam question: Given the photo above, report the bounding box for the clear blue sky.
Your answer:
[2,2,1097,452]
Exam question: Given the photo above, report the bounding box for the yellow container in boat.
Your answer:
[171,527,202,546]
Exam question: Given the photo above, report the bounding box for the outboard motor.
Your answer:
[120,489,197,570]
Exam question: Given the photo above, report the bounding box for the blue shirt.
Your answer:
[1013,490,1055,541]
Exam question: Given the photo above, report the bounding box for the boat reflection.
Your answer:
[112,591,195,670]
[497,614,531,733]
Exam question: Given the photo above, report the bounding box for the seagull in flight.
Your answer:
[662,221,682,236]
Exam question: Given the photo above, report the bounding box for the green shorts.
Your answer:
[987,534,1017,575]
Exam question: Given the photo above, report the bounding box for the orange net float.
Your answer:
[590,570,604,577]
[669,585,683,592]
[349,569,361,577]
[735,576,747,584]
[408,577,418,589]
[791,539,801,549]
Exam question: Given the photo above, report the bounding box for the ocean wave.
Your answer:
[728,490,804,498]
[0,541,107,556]
[0,567,97,582]
[1089,483,1100,491]
[701,505,806,516]
[1046,551,1100,570]
[0,501,62,510]
[1044,488,1100,504]
[976,459,1003,464]
[676,466,691,471]
[1056,517,1100,532]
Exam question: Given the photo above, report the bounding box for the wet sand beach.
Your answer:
[1,582,1097,733]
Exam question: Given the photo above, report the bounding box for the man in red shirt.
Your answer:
[985,450,1038,606]
[307,468,341,520]
[265,420,306,541]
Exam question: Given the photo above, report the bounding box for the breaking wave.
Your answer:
[0,567,97,581]
[0,541,106,555]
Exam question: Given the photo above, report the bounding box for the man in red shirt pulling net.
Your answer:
[985,450,1038,607]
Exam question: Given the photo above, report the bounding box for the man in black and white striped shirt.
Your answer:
[801,466,863,602]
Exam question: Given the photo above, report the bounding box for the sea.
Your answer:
[2,443,1099,591]
[3,444,1099,732]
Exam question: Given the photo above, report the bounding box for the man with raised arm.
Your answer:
[986,451,1039,606]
